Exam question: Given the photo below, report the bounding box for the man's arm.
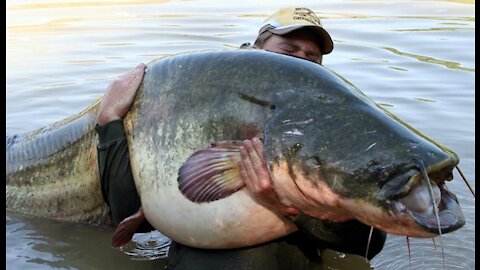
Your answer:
[96,64,154,247]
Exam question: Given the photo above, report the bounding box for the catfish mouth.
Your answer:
[382,164,465,235]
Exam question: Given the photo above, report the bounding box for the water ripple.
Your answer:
[382,46,475,72]
[119,231,171,261]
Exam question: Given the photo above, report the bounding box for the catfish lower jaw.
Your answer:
[390,182,465,235]
[411,187,465,234]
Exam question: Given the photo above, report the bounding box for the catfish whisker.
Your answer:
[418,161,446,270]
[456,165,475,198]
[365,226,374,262]
[406,236,412,270]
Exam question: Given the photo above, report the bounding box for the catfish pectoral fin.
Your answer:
[112,207,145,248]
[178,140,245,203]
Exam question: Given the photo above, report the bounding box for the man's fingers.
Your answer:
[237,158,250,187]
[127,63,146,87]
[251,137,265,161]
[243,139,271,190]
[116,63,146,90]
[116,67,135,81]
[239,145,261,193]
[243,140,262,168]
[97,63,147,125]
[240,139,274,194]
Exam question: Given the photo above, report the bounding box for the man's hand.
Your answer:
[98,63,146,126]
[238,137,299,220]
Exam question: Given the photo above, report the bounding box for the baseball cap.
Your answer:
[257,7,334,54]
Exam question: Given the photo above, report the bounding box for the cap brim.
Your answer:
[268,25,334,55]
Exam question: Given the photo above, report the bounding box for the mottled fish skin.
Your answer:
[6,99,111,227]
[6,50,464,249]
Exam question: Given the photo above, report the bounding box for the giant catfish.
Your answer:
[6,50,465,249]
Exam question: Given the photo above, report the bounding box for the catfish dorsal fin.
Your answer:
[178,140,245,203]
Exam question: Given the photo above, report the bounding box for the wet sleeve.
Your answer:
[292,213,386,260]
[95,119,154,232]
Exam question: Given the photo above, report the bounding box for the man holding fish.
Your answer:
[96,7,386,269]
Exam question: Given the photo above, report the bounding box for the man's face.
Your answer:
[260,29,324,64]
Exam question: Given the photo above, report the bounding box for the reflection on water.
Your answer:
[6,0,475,269]
[120,231,171,261]
[381,46,474,72]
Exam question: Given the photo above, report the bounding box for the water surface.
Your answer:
[6,0,475,269]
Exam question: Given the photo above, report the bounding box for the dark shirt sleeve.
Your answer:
[292,213,386,260]
[95,119,154,232]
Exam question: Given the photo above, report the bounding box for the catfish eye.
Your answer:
[288,143,304,155]
[305,156,321,170]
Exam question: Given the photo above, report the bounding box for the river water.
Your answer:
[6,0,475,269]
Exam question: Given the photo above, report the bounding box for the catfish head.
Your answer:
[262,76,465,238]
